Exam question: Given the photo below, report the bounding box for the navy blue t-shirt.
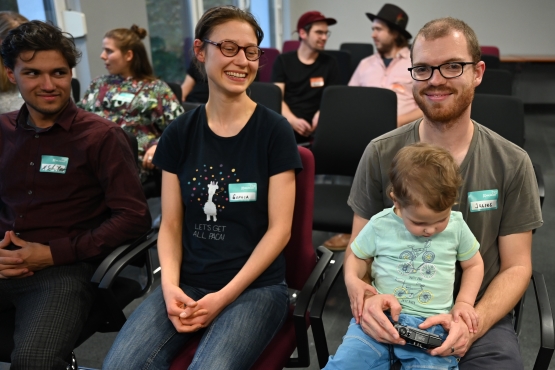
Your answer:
[153,104,302,290]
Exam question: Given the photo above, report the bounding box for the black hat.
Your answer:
[366,3,411,40]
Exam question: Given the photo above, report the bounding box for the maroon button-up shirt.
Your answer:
[0,101,151,265]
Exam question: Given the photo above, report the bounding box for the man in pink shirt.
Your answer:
[349,3,422,127]
[325,4,423,251]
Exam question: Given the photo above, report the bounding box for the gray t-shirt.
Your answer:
[348,119,543,300]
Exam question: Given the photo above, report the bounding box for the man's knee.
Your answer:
[11,346,71,370]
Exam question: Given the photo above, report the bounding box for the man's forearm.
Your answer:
[474,264,531,338]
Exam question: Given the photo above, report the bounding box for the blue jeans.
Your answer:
[325,314,458,370]
[103,282,288,370]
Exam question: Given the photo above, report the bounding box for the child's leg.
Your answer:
[324,318,391,370]
[393,314,458,370]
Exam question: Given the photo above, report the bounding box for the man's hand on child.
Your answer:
[345,275,377,323]
[451,301,479,333]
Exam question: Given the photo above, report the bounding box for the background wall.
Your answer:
[288,0,555,56]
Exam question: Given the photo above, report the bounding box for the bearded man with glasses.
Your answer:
[337,17,541,370]
[272,11,340,144]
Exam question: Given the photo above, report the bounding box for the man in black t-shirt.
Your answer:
[272,11,340,143]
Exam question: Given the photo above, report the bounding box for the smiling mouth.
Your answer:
[225,72,246,78]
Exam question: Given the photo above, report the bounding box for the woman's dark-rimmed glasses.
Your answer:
[203,39,263,61]
[408,62,476,81]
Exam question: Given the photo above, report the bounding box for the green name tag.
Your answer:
[40,155,69,174]
[229,183,257,202]
[468,189,498,212]
[114,92,134,104]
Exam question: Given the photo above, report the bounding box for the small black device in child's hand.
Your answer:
[393,322,443,349]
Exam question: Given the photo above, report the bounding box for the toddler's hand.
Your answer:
[451,301,479,333]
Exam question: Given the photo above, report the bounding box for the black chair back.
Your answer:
[340,43,374,75]
[165,81,183,102]
[312,86,397,177]
[476,69,513,96]
[471,93,524,147]
[322,50,352,85]
[71,78,81,102]
[481,54,501,69]
[248,82,282,114]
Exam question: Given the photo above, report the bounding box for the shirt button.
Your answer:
[30,162,34,166]
[35,134,39,138]
[28,190,32,195]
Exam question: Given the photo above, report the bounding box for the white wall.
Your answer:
[288,0,555,56]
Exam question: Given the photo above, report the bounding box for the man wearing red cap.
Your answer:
[272,11,340,144]
[349,3,423,127]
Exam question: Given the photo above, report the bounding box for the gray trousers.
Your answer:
[0,262,97,370]
[459,313,523,370]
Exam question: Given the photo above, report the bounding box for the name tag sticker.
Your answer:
[40,155,69,174]
[310,77,324,88]
[468,189,498,212]
[229,183,257,202]
[114,92,134,103]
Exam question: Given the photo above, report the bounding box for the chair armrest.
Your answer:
[98,231,158,294]
[309,250,345,369]
[90,229,154,285]
[531,270,555,370]
[533,163,545,208]
[287,245,333,367]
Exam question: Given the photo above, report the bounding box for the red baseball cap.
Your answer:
[297,11,337,32]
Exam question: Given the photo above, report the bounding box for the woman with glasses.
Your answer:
[103,6,301,369]
[78,25,184,197]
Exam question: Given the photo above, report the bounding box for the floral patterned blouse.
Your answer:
[77,75,184,157]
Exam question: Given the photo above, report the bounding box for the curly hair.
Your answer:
[0,11,28,92]
[0,20,81,71]
[388,143,462,212]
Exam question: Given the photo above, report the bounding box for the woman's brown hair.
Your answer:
[0,11,28,92]
[104,25,154,81]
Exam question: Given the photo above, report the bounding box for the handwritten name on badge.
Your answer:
[40,155,69,174]
[229,183,257,202]
[468,189,498,212]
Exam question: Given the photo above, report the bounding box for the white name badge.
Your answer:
[229,183,257,202]
[114,92,134,103]
[40,155,69,174]
[468,189,498,212]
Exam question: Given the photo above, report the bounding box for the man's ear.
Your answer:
[5,67,16,85]
[299,28,308,40]
[193,39,205,62]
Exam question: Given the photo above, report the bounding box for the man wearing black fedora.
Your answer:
[349,3,423,127]
[272,11,340,144]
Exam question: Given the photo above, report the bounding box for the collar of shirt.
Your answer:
[395,46,411,60]
[15,99,79,132]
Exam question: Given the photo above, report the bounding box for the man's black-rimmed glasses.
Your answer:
[408,62,476,81]
[203,39,263,61]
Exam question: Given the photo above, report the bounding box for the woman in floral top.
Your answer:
[78,24,184,195]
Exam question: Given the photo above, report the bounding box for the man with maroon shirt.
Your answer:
[0,20,151,368]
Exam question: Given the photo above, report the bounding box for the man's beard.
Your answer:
[414,83,474,127]
[376,40,394,56]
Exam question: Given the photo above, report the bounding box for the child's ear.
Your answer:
[390,192,400,208]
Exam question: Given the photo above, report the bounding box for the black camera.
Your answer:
[393,323,443,349]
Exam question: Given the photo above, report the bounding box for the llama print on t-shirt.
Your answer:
[204,181,218,221]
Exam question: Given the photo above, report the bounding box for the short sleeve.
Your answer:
[152,115,185,173]
[266,113,302,176]
[348,143,387,220]
[271,55,286,83]
[351,221,377,259]
[457,217,480,262]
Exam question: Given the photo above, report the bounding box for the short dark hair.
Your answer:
[193,5,263,75]
[0,20,81,70]
[104,25,154,81]
[388,143,462,212]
